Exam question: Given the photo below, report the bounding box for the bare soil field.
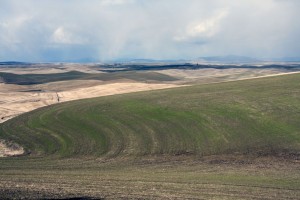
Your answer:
[0,156,299,199]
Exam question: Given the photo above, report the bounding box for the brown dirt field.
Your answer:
[0,155,299,199]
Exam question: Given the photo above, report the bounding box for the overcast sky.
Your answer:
[0,0,299,62]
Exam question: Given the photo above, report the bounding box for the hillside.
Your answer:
[1,74,299,158]
[0,74,299,199]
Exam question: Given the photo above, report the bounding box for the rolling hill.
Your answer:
[0,73,299,199]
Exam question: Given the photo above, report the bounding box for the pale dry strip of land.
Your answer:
[0,82,181,124]
[156,68,293,83]
[58,82,180,102]
[0,63,103,74]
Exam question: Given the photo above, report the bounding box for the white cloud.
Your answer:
[174,10,228,41]
[99,0,134,6]
[51,27,87,44]
[51,27,70,44]
[0,15,33,45]
[189,10,228,37]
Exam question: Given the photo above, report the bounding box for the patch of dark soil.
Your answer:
[20,89,44,92]
[207,158,252,165]
[255,150,300,160]
[49,198,102,200]
[0,188,102,200]
[173,150,194,156]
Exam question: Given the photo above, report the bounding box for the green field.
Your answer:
[0,70,177,85]
[0,74,299,199]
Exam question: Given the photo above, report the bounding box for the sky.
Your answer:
[0,0,299,62]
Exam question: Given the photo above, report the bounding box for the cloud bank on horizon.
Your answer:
[0,0,299,62]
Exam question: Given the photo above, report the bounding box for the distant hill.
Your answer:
[111,58,187,64]
[198,55,261,63]
[267,57,300,62]
[0,61,29,65]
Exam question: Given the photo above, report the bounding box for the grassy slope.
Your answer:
[0,74,299,199]
[1,73,299,158]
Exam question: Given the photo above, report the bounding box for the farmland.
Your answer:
[1,62,298,123]
[0,73,299,199]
